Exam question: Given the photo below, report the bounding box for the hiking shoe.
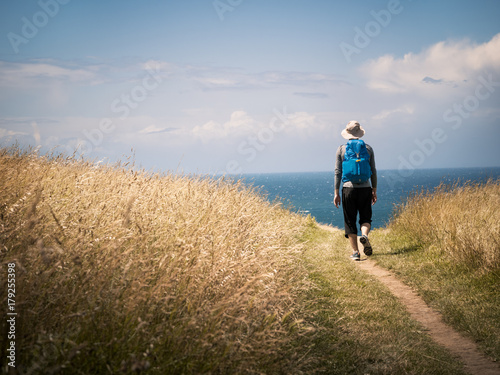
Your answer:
[350,252,360,261]
[360,235,372,256]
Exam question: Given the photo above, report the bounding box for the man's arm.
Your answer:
[368,145,377,205]
[334,145,343,208]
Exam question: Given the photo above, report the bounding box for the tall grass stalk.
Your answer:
[0,146,315,374]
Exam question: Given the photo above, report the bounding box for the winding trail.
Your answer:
[356,258,500,375]
[320,225,500,375]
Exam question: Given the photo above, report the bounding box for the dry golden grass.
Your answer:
[0,146,315,374]
[372,179,500,362]
[3,146,494,374]
[388,180,500,270]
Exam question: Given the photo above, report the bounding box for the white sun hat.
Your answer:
[341,121,365,139]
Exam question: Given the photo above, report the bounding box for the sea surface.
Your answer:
[239,167,500,229]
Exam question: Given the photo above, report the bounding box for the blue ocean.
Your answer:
[240,168,500,229]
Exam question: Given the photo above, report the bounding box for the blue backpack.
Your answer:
[342,139,372,183]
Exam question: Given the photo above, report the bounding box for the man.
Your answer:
[334,121,377,260]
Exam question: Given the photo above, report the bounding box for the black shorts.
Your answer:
[341,187,372,238]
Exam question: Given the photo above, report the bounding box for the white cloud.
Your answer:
[0,128,28,138]
[0,58,174,90]
[0,60,97,88]
[188,67,350,91]
[139,125,176,135]
[192,111,259,141]
[286,112,319,137]
[190,109,328,143]
[372,105,414,120]
[362,33,500,94]
[0,115,179,152]
[293,92,329,99]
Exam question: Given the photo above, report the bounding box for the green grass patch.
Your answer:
[369,228,500,363]
[297,224,468,374]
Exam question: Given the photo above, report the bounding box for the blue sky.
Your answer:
[1,0,499,174]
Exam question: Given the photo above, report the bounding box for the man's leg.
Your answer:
[359,187,373,256]
[348,233,359,253]
[342,187,360,259]
[360,223,373,255]
[361,223,371,236]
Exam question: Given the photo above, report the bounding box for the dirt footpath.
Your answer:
[357,258,500,375]
[318,224,499,375]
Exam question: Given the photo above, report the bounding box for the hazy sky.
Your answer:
[1,0,499,174]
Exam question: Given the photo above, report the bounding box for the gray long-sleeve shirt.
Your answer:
[334,143,377,190]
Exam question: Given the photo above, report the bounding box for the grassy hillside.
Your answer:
[0,146,492,374]
[370,180,500,362]
[0,147,316,374]
[388,180,499,269]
